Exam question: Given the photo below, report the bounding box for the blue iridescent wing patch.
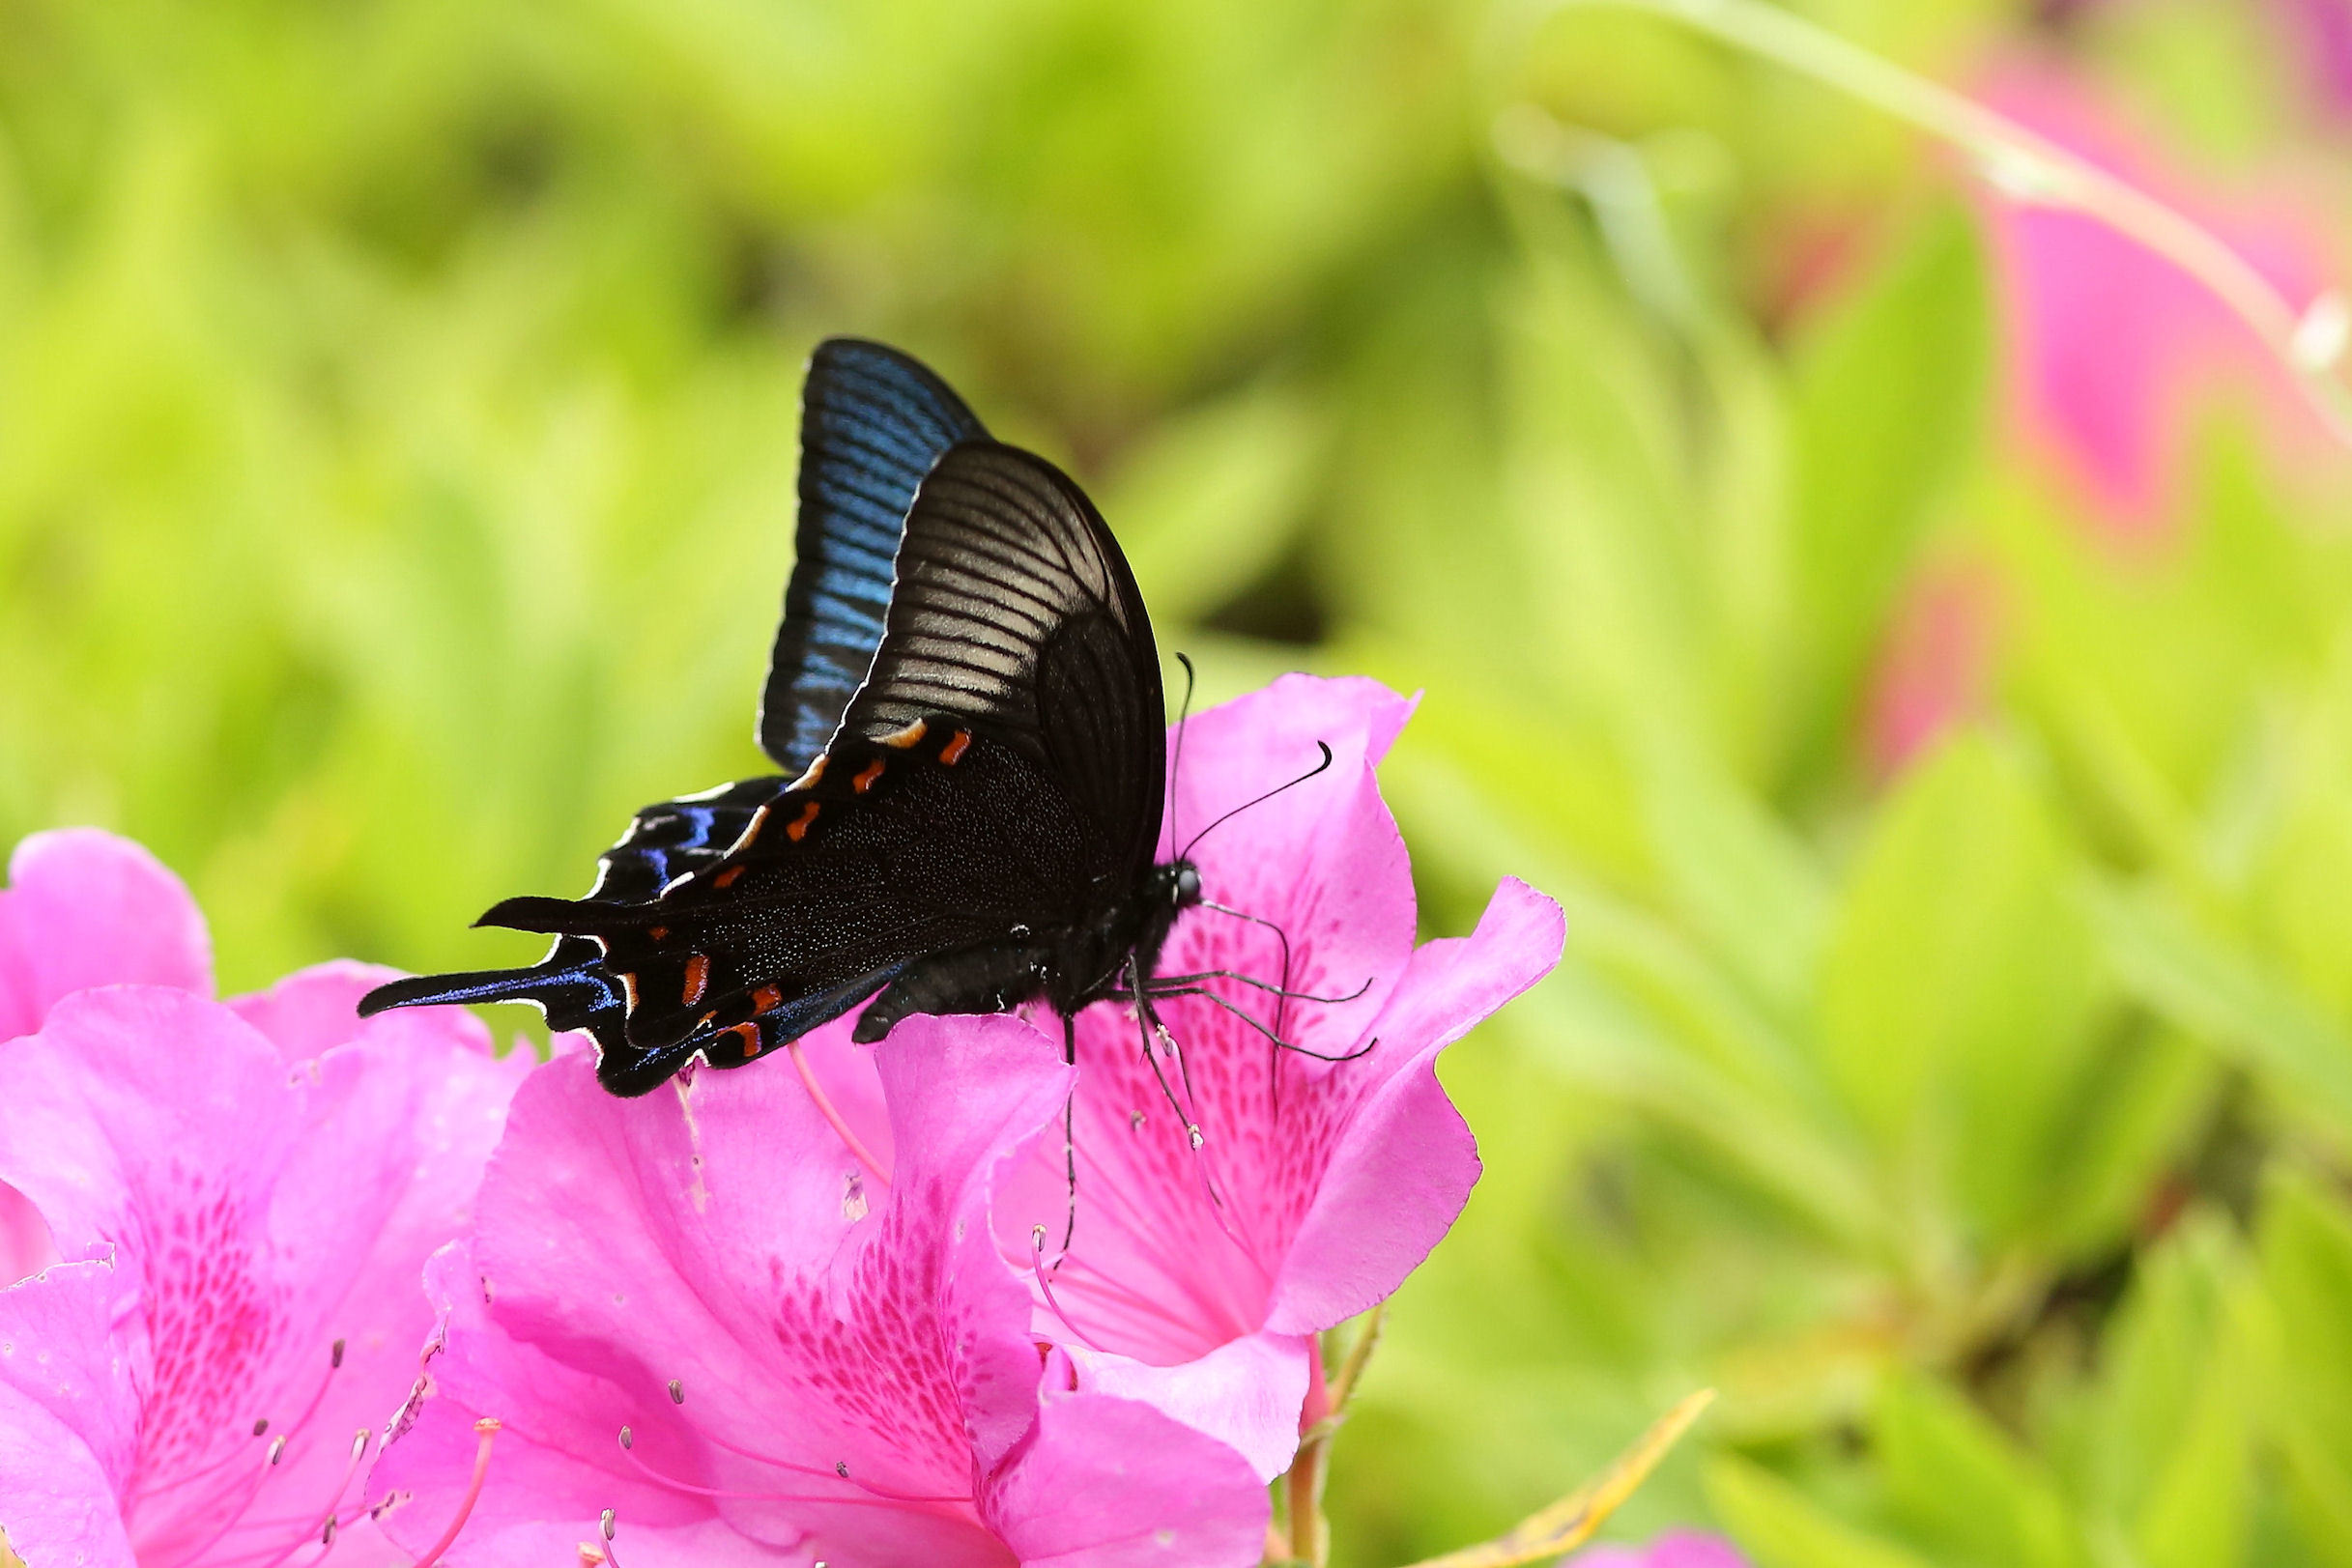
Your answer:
[758,338,987,774]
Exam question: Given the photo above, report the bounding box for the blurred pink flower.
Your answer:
[368,1012,1270,1568]
[1575,1529,1752,1568]
[2256,0,2352,120]
[1862,564,2000,778]
[992,676,1565,1479]
[0,967,527,1566]
[1975,60,2337,535]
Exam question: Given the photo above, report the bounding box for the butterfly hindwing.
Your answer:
[758,338,988,776]
[352,777,780,1059]
[472,718,1107,1090]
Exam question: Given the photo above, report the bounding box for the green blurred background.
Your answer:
[6,0,2352,1562]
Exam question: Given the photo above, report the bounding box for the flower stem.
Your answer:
[1273,1304,1389,1568]
[1285,1338,1333,1568]
[1520,0,2352,449]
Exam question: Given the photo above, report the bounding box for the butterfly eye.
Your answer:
[1175,866,1202,904]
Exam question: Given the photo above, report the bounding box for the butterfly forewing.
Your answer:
[758,339,986,775]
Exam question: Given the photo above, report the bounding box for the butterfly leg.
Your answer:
[1193,897,1300,1104]
[1127,955,1204,1151]
[1137,984,1380,1065]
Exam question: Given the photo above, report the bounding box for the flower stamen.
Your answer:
[616,1426,970,1508]
[244,1428,370,1568]
[1029,1226,1105,1351]
[785,1038,890,1187]
[410,1417,502,1568]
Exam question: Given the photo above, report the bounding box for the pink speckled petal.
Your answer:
[0,829,212,1040]
[0,985,521,1563]
[381,1016,1083,1567]
[368,1244,812,1568]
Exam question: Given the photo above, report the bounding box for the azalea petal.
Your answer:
[370,1244,807,1567]
[987,1391,1269,1568]
[1162,675,1417,870]
[0,986,521,1560]
[1004,679,1428,1374]
[0,829,212,1041]
[384,1017,1074,1566]
[0,1259,140,1568]
[1059,1328,1310,1483]
[0,987,305,1279]
[1162,675,1419,1049]
[229,957,497,1063]
[1268,879,1563,1333]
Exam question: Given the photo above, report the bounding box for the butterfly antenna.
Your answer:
[1178,741,1334,864]
[1167,652,1197,852]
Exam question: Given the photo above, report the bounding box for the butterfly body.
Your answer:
[361,342,1200,1097]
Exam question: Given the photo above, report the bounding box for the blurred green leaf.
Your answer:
[1706,1455,1932,1568]
[1780,202,1988,789]
[2255,1170,2352,1566]
[1876,1374,2088,1568]
[1102,379,1322,625]
[1818,733,2101,1243]
[2090,882,2352,1146]
[2079,1214,2255,1568]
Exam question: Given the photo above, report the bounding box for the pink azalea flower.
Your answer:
[0,828,216,1285]
[989,676,1566,1479]
[367,1012,1271,1568]
[1974,60,2337,536]
[0,847,528,1565]
[1574,1529,1752,1568]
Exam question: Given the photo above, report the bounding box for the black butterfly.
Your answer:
[361,338,1235,1098]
